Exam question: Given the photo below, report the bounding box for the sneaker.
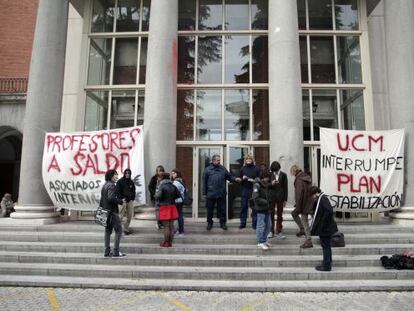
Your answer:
[257,243,269,250]
[167,242,173,247]
[276,233,286,240]
[123,231,131,236]
[220,224,228,231]
[104,252,113,258]
[300,239,313,249]
[296,230,305,237]
[315,265,331,272]
[112,252,127,258]
[239,224,246,229]
[177,233,185,237]
[265,241,271,247]
[207,223,213,231]
[267,232,275,239]
[160,242,169,247]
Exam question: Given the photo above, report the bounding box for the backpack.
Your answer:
[178,180,193,206]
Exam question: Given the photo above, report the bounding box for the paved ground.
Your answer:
[0,287,413,311]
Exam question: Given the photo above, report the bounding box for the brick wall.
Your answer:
[0,0,38,78]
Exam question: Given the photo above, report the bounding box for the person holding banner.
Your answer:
[117,168,136,235]
[101,169,126,258]
[290,164,313,249]
[155,173,181,247]
[309,186,338,271]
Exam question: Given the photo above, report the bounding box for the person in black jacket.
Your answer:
[155,173,181,247]
[101,169,126,258]
[309,186,338,271]
[117,168,136,235]
[148,165,165,229]
[239,154,260,229]
[269,161,288,239]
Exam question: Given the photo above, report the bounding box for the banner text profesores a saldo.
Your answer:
[42,127,145,211]
[320,128,404,212]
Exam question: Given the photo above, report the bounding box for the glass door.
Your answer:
[226,145,252,222]
[194,147,223,219]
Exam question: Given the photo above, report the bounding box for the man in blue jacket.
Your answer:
[203,155,241,231]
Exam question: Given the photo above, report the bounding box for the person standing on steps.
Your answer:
[251,171,273,250]
[290,164,313,249]
[239,154,260,229]
[171,169,186,236]
[155,172,180,247]
[309,186,338,271]
[203,154,241,231]
[116,168,136,235]
[148,165,165,229]
[268,161,288,240]
[101,169,126,258]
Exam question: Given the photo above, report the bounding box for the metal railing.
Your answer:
[0,78,28,93]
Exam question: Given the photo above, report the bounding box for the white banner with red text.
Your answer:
[42,126,145,211]
[320,127,404,212]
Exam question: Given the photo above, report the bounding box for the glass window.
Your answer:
[251,0,268,30]
[85,91,109,131]
[196,89,222,140]
[254,146,269,167]
[225,36,249,84]
[340,89,365,130]
[87,38,112,85]
[179,0,196,30]
[224,89,250,140]
[177,90,195,140]
[178,36,195,84]
[137,90,144,125]
[110,90,136,128]
[252,36,268,83]
[197,36,222,84]
[302,90,311,140]
[299,36,309,83]
[91,0,115,32]
[113,38,138,85]
[310,37,335,83]
[199,0,223,30]
[308,0,333,30]
[116,0,140,32]
[225,0,249,30]
[312,89,338,140]
[337,36,362,84]
[139,37,148,84]
[298,0,307,30]
[142,0,151,31]
[176,146,193,215]
[335,0,358,30]
[252,89,269,140]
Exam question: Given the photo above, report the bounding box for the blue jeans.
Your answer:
[176,203,184,233]
[207,197,226,225]
[256,211,271,244]
[251,209,257,229]
[104,212,122,256]
[320,235,332,268]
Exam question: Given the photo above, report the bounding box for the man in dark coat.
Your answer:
[116,168,136,235]
[290,164,313,249]
[310,186,338,271]
[269,161,288,239]
[101,169,126,258]
[203,155,241,230]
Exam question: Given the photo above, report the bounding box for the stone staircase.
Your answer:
[0,219,413,291]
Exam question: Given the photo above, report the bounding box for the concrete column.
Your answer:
[384,0,414,221]
[143,0,178,202]
[11,0,69,224]
[268,0,303,204]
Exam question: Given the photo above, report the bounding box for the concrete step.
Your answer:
[0,241,412,256]
[0,274,413,292]
[0,251,383,268]
[0,262,412,281]
[0,231,413,245]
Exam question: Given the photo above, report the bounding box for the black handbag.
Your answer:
[331,231,345,247]
[95,206,110,227]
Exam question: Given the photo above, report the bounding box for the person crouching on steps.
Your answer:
[309,186,338,272]
[252,171,272,251]
[155,172,180,247]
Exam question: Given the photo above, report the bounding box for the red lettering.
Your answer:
[337,173,350,192]
[110,132,120,152]
[70,152,85,176]
[105,153,119,171]
[47,155,61,172]
[337,133,349,151]
[351,134,366,152]
[337,173,382,193]
[368,135,384,152]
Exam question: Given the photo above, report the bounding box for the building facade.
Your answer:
[2,0,413,223]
